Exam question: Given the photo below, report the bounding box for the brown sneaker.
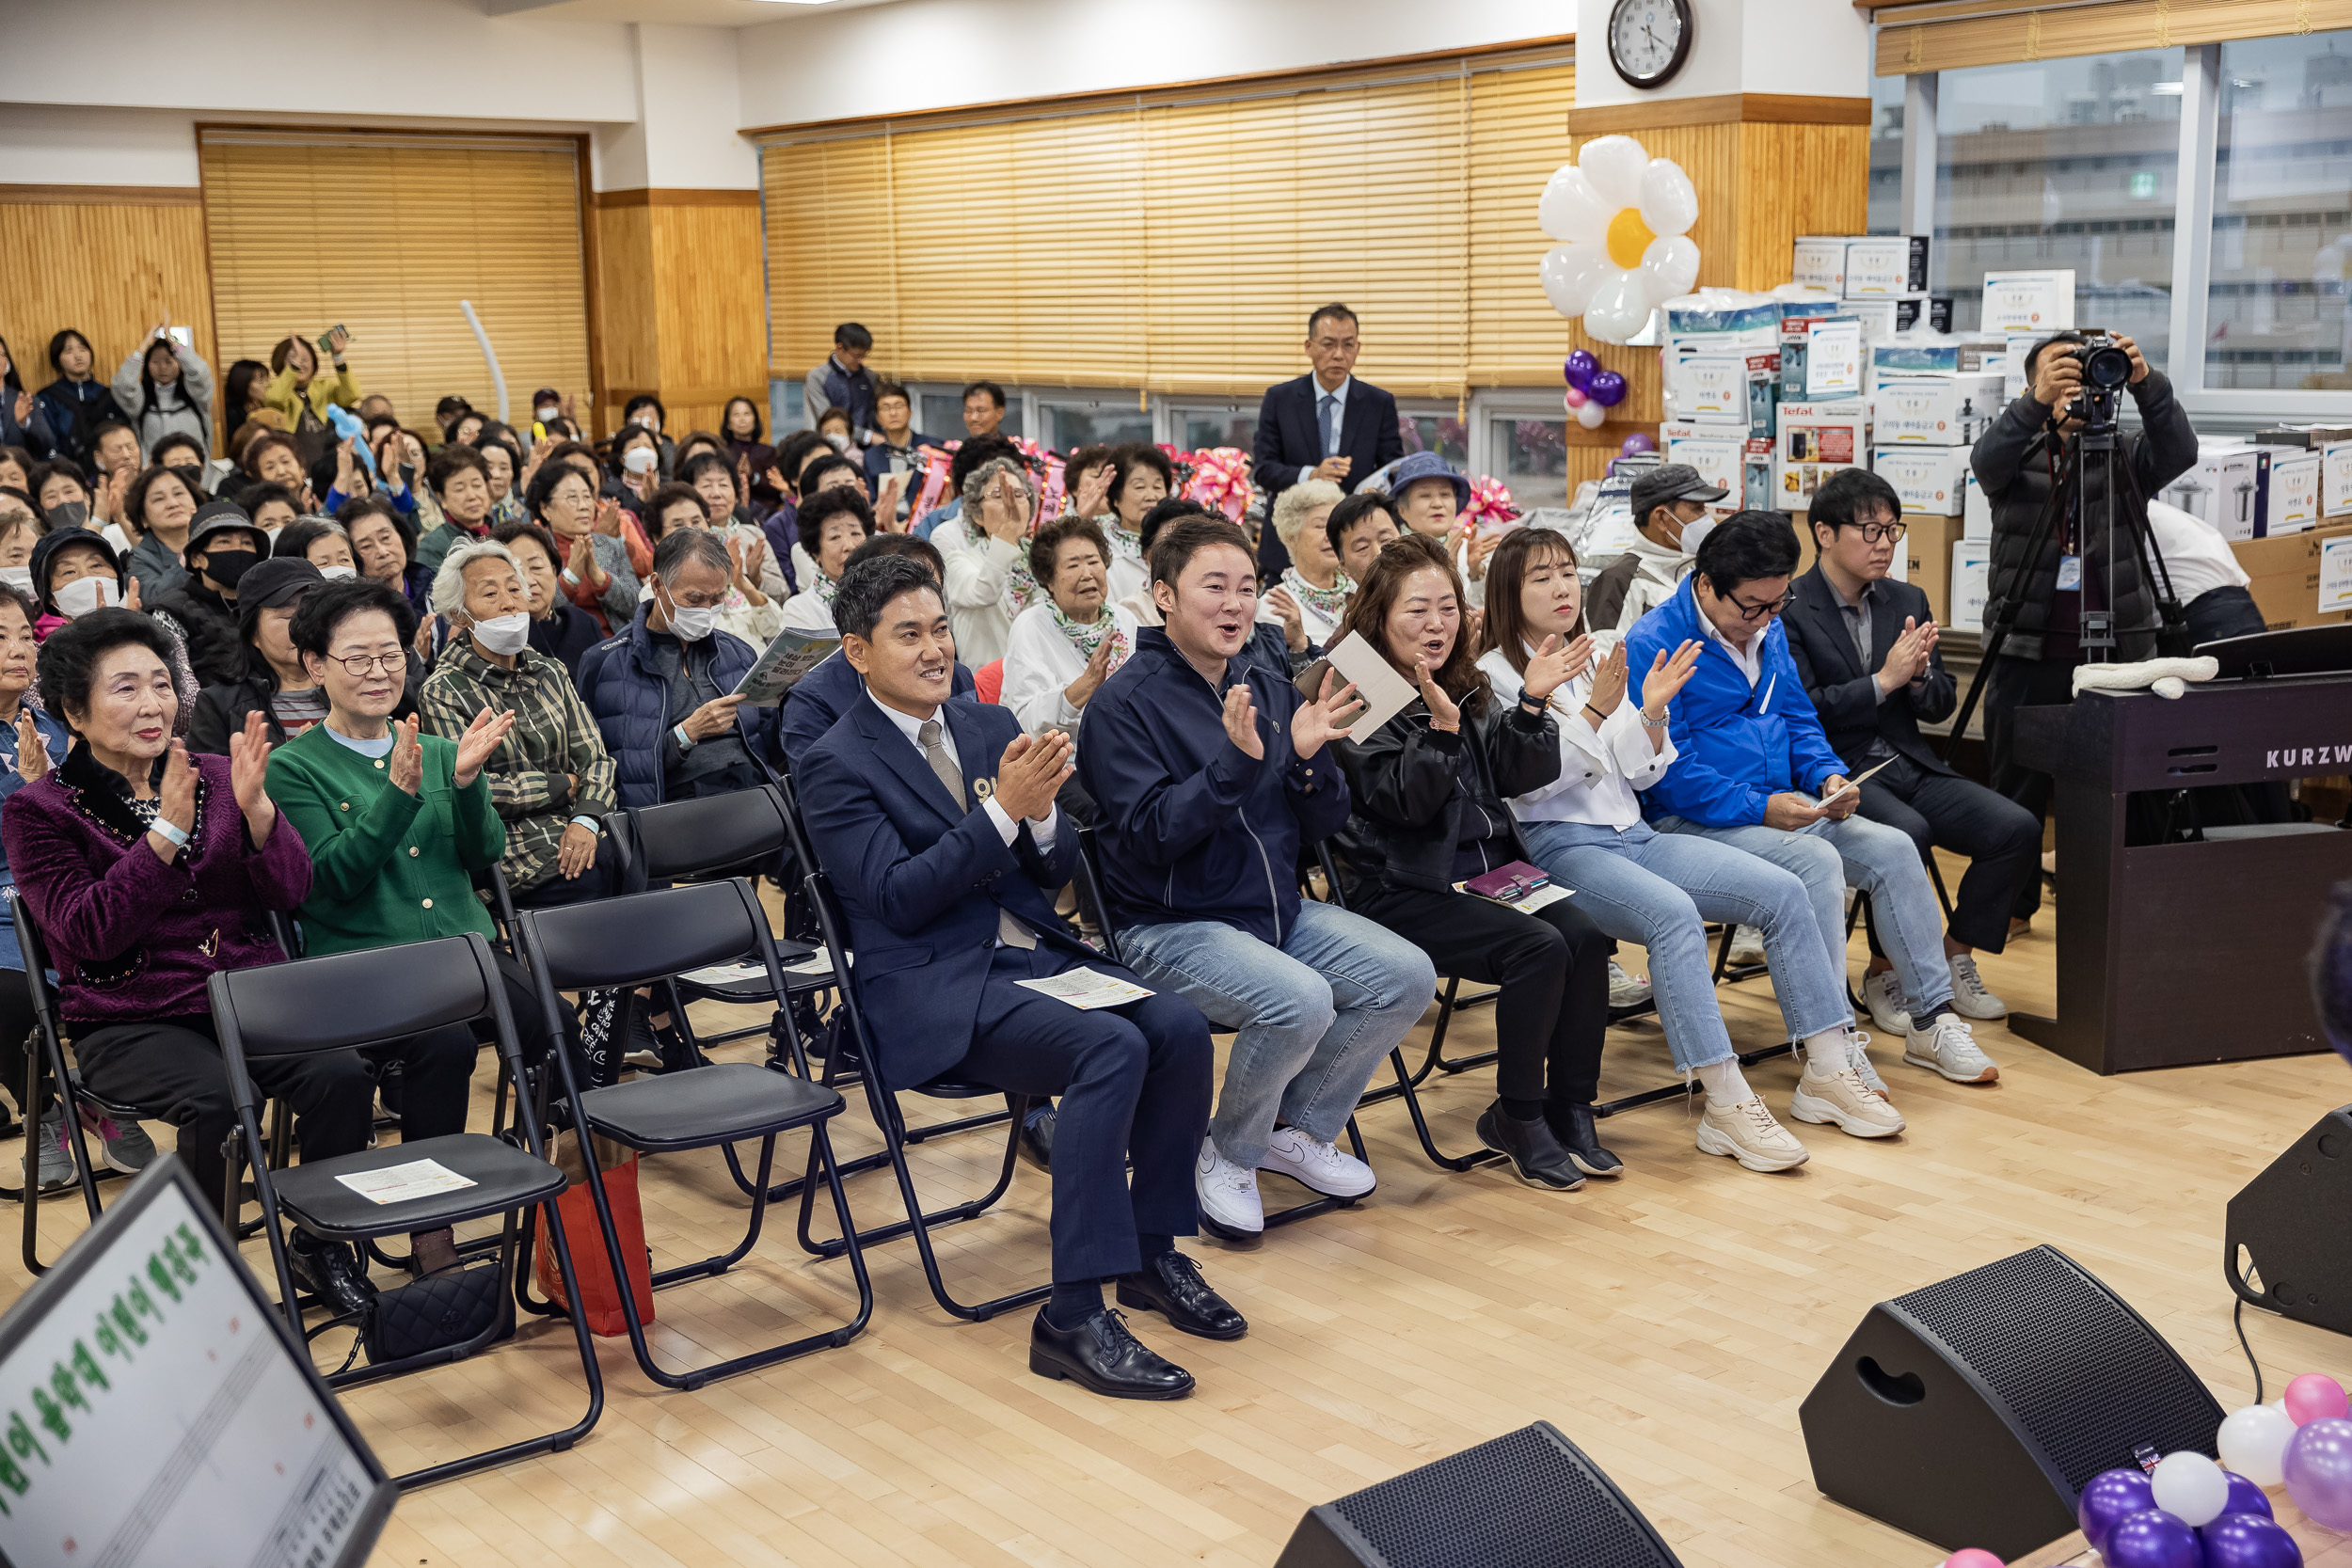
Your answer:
[1695,1097,1809,1173]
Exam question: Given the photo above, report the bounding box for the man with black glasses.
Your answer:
[1624,513,1999,1096]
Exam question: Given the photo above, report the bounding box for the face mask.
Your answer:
[199,547,261,588]
[55,577,118,618]
[318,565,358,582]
[623,445,658,476]
[535,404,559,423]
[632,412,660,436]
[471,612,530,657]
[1678,518,1715,558]
[823,434,850,453]
[0,567,33,596]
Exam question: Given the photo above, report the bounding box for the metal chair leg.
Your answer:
[1371,1050,1505,1173]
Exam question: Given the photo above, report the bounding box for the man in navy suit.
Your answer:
[1249,303,1405,579]
[779,533,977,769]
[795,555,1235,1401]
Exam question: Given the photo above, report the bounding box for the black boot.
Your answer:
[1544,1100,1625,1177]
[1475,1101,1585,1191]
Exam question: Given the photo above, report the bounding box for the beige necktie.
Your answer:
[919,718,1035,949]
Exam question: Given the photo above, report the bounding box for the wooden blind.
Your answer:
[199,131,590,432]
[760,52,1576,399]
[1874,0,2352,74]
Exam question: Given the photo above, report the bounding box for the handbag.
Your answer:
[362,1262,501,1366]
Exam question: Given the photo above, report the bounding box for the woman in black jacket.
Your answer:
[1329,536,1617,1190]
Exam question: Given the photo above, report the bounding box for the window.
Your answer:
[1869,73,1906,236]
[914,387,1024,442]
[1488,418,1569,512]
[1172,404,1259,451]
[1931,49,2183,362]
[1397,410,1468,467]
[1035,395,1152,451]
[2203,31,2352,389]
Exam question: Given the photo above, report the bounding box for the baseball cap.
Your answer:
[236,558,324,612]
[1629,463,1728,520]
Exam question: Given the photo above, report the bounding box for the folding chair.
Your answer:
[1072,824,1376,1227]
[516,878,874,1388]
[207,931,604,1489]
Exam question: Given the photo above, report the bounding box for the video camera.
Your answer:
[2063,331,2134,436]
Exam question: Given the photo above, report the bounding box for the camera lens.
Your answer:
[2083,343,2132,388]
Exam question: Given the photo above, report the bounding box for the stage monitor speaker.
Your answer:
[2228,1104,2352,1338]
[1275,1420,1684,1568]
[1799,1244,2223,1562]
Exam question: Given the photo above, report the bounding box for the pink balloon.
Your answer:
[2286,1374,2348,1426]
[1564,386,1588,408]
[2284,1417,2352,1530]
[1941,1551,2005,1568]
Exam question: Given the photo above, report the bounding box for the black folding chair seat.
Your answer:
[577,1060,843,1151]
[269,1132,567,1239]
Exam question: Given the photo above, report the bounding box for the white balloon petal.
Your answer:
[1638,158,1699,238]
[1576,398,1610,429]
[1577,135,1648,210]
[1537,166,1613,245]
[1641,234,1702,301]
[2219,1402,2298,1487]
[1581,271,1654,345]
[1539,244,1613,318]
[2150,1451,2231,1528]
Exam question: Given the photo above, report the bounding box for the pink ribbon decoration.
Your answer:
[911,440,961,521]
[1461,475,1520,532]
[1179,446,1255,522]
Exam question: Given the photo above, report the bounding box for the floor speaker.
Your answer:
[1799,1244,2223,1561]
[2227,1105,2352,1338]
[1275,1420,1684,1568]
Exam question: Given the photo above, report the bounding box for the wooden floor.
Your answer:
[7,854,2347,1568]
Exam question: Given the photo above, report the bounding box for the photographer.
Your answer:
[1971,331,2196,916]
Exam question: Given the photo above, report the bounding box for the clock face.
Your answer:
[1609,0,1692,89]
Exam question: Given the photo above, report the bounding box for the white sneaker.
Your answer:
[1258,1127,1376,1199]
[1791,1063,1908,1138]
[1860,969,1912,1036]
[1607,960,1653,1009]
[1904,1012,2000,1084]
[1196,1136,1265,1234]
[1844,1029,1892,1100]
[1946,954,2008,1020]
[1694,1097,1810,1173]
[1726,926,1767,968]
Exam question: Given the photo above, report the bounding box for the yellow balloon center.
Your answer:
[1607,208,1657,271]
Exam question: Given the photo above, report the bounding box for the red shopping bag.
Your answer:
[534,1132,656,1338]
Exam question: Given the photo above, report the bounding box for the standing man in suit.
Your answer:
[795,554,1238,1402]
[1250,304,1405,580]
[1782,469,2037,1031]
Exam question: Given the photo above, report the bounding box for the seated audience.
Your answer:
[341,496,433,619]
[681,451,791,600]
[1003,515,1138,739]
[0,509,36,601]
[33,329,124,469]
[936,452,1036,667]
[611,424,665,515]
[1327,490,1402,584]
[580,529,785,810]
[1782,468,2032,1027]
[146,431,211,499]
[112,329,214,462]
[803,323,878,442]
[1257,478,1348,653]
[32,461,95,534]
[619,393,675,479]
[148,502,270,688]
[31,527,130,638]
[493,519,604,676]
[419,541,621,907]
[1587,464,1722,635]
[639,483,783,648]
[1078,515,1435,1238]
[1101,444,1171,607]
[796,553,1232,1400]
[121,463,201,599]
[759,429,832,563]
[242,483,300,540]
[788,451,871,583]
[1477,529,1888,1173]
[472,423,526,529]
[781,486,880,633]
[189,559,330,752]
[528,457,639,634]
[1624,513,1998,1087]
[414,445,496,578]
[235,430,316,515]
[1326,538,1619,1188]
[273,517,360,578]
[778,534,975,768]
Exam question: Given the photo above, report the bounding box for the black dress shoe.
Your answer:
[1544,1100,1625,1177]
[1116,1250,1247,1340]
[1017,1103,1056,1175]
[1029,1307,1194,1400]
[287,1234,377,1318]
[1475,1101,1586,1191]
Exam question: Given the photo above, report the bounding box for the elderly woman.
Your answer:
[0,610,460,1313]
[527,459,639,635]
[121,462,201,599]
[934,453,1036,666]
[492,520,604,677]
[1102,443,1171,607]
[340,495,433,619]
[1002,515,1138,737]
[778,486,878,634]
[636,484,782,648]
[30,526,130,640]
[188,558,331,752]
[418,539,619,907]
[1257,477,1348,656]
[273,516,358,579]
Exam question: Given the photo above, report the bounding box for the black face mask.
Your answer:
[167,463,207,498]
[199,547,260,589]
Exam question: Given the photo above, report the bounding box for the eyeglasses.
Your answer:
[326,653,405,675]
[1727,591,1791,623]
[1838,521,1908,545]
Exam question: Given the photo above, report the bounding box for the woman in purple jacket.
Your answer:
[0,609,472,1311]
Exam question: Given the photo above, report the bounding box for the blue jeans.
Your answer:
[1520,820,1852,1070]
[1119,900,1436,1167]
[1656,812,1956,1014]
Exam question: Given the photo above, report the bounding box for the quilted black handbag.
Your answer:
[363,1261,501,1366]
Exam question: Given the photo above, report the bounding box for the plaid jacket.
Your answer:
[418,637,616,892]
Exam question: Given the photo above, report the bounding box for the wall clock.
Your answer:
[1608,0,1694,90]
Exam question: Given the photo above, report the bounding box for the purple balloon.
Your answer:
[1562,360,1592,393]
[2198,1513,2304,1568]
[2284,1417,2352,1529]
[1565,349,1598,380]
[1589,370,1629,408]
[1619,433,1657,457]
[2101,1508,2202,1568]
[2222,1470,2275,1521]
[2079,1467,2156,1552]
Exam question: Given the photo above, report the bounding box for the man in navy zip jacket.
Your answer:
[1624,513,2000,1095]
[1078,515,1434,1241]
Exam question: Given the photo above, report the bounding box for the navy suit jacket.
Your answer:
[1781,566,1959,780]
[795,695,1085,1089]
[1250,373,1405,578]
[779,645,977,770]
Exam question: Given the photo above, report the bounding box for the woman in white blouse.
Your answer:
[1002,515,1138,736]
[933,455,1034,666]
[1099,443,1170,609]
[1476,529,1879,1165]
[779,486,878,633]
[1256,477,1348,657]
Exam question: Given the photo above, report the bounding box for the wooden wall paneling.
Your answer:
[650,198,774,435]
[0,194,216,443]
[593,200,659,435]
[1731,122,1871,291]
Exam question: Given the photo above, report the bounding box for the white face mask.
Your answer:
[318,564,358,581]
[661,588,716,641]
[534,404,559,423]
[0,566,34,596]
[470,611,530,656]
[1679,517,1715,558]
[55,577,118,618]
[823,433,850,453]
[623,445,658,475]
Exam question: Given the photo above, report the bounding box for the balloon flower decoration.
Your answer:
[1460,476,1518,532]
[1538,133,1702,345]
[1179,447,1254,523]
[1562,351,1629,432]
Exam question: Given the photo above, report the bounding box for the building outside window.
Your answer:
[1869,72,1906,236]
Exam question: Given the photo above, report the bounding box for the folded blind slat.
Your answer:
[199,134,591,433]
[1875,0,2352,74]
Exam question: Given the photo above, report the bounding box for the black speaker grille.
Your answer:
[1894,1247,2219,1493]
[1327,1424,1677,1568]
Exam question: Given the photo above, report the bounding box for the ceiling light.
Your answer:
[2152,82,2184,95]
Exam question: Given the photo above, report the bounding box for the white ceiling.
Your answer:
[484,0,902,24]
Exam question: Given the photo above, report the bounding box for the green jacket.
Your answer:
[264,722,504,958]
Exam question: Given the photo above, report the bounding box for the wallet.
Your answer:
[1464,861,1550,902]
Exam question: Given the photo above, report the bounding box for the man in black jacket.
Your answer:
[1971,331,2197,904]
[1249,304,1405,580]
[1785,469,2041,1032]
